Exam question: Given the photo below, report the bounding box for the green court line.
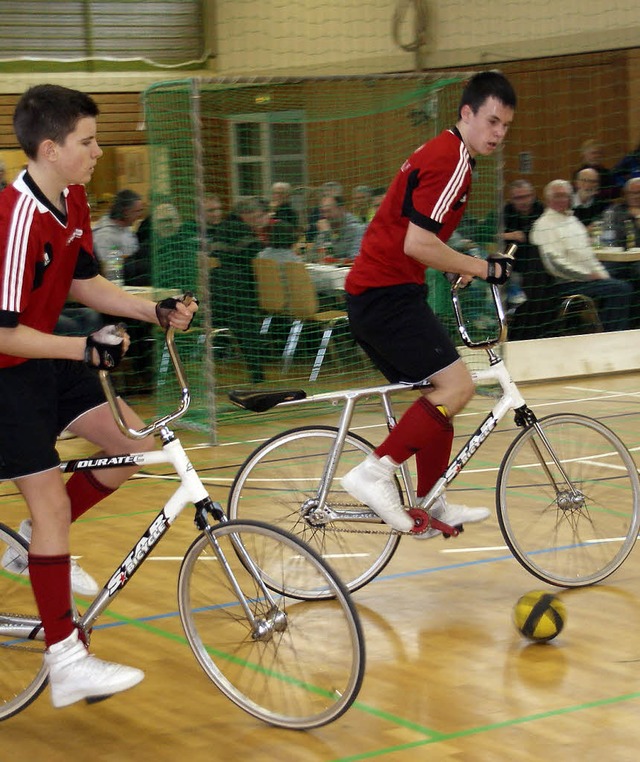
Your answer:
[96,606,640,762]
[331,690,640,761]
[95,606,348,699]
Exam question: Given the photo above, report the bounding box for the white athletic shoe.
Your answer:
[341,454,414,532]
[413,495,490,539]
[45,629,144,708]
[1,519,99,598]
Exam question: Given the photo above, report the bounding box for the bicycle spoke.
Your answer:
[227,427,401,595]
[0,525,48,721]
[497,414,640,586]
[178,520,364,729]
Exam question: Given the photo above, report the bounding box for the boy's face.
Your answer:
[459,96,514,158]
[53,116,103,185]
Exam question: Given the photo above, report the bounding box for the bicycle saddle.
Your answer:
[228,388,307,412]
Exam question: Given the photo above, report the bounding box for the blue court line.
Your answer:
[78,543,640,761]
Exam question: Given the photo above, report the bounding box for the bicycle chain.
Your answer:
[323,523,403,536]
[310,501,416,536]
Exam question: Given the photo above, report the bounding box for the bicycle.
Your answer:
[0,328,365,729]
[227,263,640,595]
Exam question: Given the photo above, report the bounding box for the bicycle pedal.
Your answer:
[443,524,464,539]
[407,508,462,538]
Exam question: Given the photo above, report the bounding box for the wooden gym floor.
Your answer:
[1,371,640,761]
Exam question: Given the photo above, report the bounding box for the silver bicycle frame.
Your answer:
[256,246,580,516]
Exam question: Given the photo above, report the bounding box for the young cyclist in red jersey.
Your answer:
[0,84,197,708]
[342,71,516,535]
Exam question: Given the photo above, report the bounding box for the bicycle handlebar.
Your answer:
[98,327,191,440]
[449,243,517,350]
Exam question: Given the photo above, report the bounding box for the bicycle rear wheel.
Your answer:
[497,413,640,587]
[227,426,401,596]
[177,519,365,730]
[0,524,48,720]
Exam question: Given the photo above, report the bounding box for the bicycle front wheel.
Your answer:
[228,426,401,595]
[0,523,48,721]
[177,519,365,730]
[497,413,640,587]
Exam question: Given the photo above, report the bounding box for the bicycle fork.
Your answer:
[201,526,288,642]
[514,412,587,506]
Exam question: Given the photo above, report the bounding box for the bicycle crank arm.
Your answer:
[408,508,461,538]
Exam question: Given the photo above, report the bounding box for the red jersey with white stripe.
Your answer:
[0,170,99,368]
[345,127,474,295]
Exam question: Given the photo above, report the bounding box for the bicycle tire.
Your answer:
[227,426,402,596]
[496,413,640,587]
[177,519,365,730]
[0,523,48,721]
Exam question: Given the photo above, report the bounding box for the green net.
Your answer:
[142,73,505,434]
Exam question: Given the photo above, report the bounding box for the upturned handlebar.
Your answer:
[98,327,191,439]
[449,243,517,350]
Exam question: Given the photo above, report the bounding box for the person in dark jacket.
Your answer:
[211,197,268,384]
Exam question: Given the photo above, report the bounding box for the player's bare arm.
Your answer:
[404,222,491,283]
[0,324,88,361]
[69,276,198,330]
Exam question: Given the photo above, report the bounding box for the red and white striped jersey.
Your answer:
[346,127,474,295]
[0,170,99,368]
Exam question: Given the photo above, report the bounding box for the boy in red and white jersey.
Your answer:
[342,72,516,535]
[0,84,197,708]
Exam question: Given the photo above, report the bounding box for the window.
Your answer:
[230,112,307,198]
[0,1,204,67]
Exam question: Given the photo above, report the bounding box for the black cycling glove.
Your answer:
[155,292,198,330]
[84,324,127,370]
[485,254,514,285]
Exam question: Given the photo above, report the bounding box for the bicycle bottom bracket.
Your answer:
[407,507,431,534]
[407,507,461,538]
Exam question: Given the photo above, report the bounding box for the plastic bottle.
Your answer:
[106,246,124,286]
[599,208,617,248]
[624,218,636,250]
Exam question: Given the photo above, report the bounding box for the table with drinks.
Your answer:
[305,262,350,293]
[592,209,640,261]
[595,247,640,262]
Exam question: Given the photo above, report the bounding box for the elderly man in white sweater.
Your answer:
[531,179,632,331]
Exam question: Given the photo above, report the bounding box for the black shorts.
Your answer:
[0,359,107,480]
[346,283,460,383]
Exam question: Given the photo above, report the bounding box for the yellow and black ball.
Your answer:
[513,591,566,642]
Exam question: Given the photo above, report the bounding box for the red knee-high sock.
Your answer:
[375,397,453,465]
[66,470,115,522]
[415,435,453,499]
[28,553,74,648]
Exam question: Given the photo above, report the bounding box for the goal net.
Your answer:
[142,72,503,435]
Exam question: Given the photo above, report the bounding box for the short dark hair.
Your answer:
[13,84,100,159]
[110,189,142,221]
[458,71,516,118]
